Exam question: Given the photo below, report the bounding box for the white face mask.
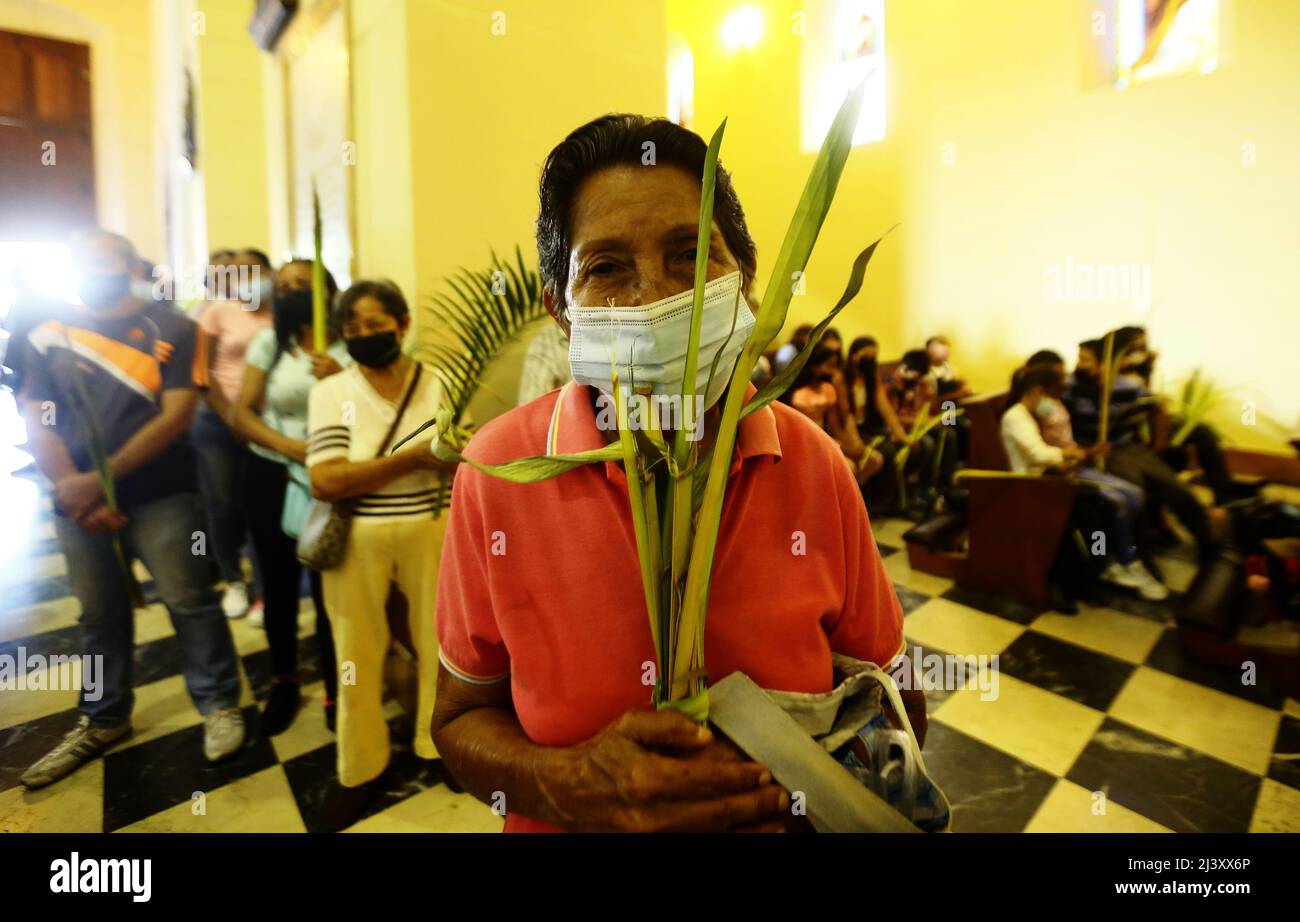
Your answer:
[567,271,754,411]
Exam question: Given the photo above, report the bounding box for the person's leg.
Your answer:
[310,570,338,703]
[240,452,305,732]
[126,493,241,715]
[908,432,936,493]
[934,425,959,489]
[21,516,136,787]
[1111,446,1216,558]
[392,516,445,761]
[323,524,394,787]
[1077,469,1142,564]
[241,453,301,678]
[54,516,135,725]
[190,406,245,586]
[1185,423,1234,503]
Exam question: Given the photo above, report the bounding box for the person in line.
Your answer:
[1063,338,1219,562]
[431,113,918,833]
[232,259,346,734]
[193,247,273,619]
[307,280,456,812]
[791,343,883,485]
[19,230,245,788]
[1002,362,1166,601]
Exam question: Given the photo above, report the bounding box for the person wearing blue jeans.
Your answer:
[192,403,261,608]
[53,492,242,727]
[18,229,247,789]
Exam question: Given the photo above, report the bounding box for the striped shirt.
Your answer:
[306,362,449,522]
[22,302,207,510]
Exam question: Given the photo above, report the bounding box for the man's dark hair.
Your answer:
[850,335,878,354]
[1027,349,1064,366]
[536,114,758,313]
[1079,338,1104,358]
[238,247,273,269]
[901,349,931,376]
[1005,362,1063,414]
[335,279,409,327]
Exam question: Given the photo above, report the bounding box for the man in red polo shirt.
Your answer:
[432,114,917,833]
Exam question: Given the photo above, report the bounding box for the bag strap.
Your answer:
[376,363,422,459]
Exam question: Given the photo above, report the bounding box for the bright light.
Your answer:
[0,242,74,320]
[721,6,765,52]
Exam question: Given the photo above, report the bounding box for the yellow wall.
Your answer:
[672,0,1298,452]
[0,0,163,260]
[350,0,417,298]
[403,0,667,308]
[893,0,1299,452]
[195,0,272,256]
[667,0,907,356]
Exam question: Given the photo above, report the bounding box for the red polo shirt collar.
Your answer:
[548,382,783,481]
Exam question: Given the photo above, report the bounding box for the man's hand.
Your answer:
[76,502,128,534]
[310,353,344,380]
[53,472,104,519]
[533,709,788,832]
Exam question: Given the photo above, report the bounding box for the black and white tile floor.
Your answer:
[1,468,1298,833]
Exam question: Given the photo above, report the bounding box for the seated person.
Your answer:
[1063,339,1218,562]
[430,113,918,833]
[791,344,884,486]
[885,349,958,500]
[1109,325,1247,506]
[846,336,906,511]
[1003,362,1166,601]
[925,335,972,400]
[772,323,813,375]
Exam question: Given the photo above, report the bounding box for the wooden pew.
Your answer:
[904,390,1078,610]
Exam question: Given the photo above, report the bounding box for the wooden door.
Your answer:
[0,30,95,242]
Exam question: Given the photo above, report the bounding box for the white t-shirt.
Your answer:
[999,402,1065,476]
[306,361,449,523]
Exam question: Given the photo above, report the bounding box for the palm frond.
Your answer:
[410,245,548,425]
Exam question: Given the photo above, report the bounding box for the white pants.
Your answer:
[323,514,444,787]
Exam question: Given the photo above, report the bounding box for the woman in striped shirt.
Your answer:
[307,280,457,800]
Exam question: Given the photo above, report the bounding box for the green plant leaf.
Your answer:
[741,230,892,420]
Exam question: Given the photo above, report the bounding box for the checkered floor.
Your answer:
[1,468,1298,833]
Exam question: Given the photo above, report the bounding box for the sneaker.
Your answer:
[1101,561,1143,590]
[203,707,246,762]
[246,599,265,629]
[221,582,250,619]
[20,716,131,789]
[1125,560,1170,601]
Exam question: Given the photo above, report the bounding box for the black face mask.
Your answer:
[77,273,131,311]
[346,330,401,368]
[857,356,878,383]
[275,288,314,326]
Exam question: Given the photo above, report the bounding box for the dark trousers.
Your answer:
[241,450,338,700]
[192,404,253,585]
[1106,444,1216,560]
[1162,422,1233,504]
[909,427,959,492]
